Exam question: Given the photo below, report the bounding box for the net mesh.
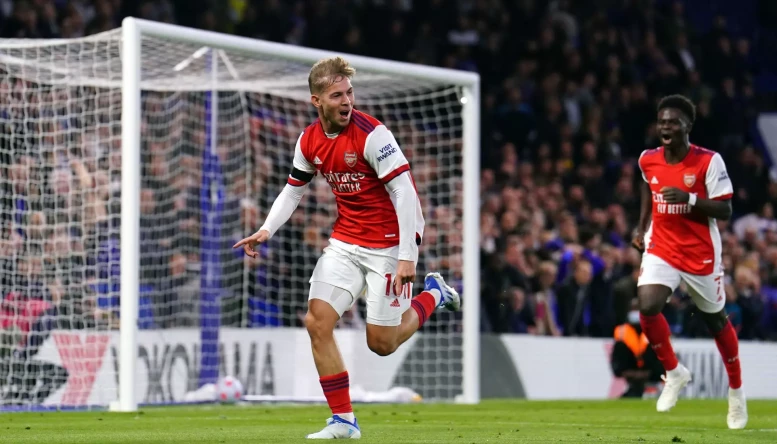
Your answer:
[0,28,466,409]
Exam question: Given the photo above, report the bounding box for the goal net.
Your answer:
[0,19,478,411]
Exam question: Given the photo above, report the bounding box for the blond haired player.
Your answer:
[234,57,460,439]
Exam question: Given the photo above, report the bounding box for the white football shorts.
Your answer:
[309,238,413,326]
[637,253,725,313]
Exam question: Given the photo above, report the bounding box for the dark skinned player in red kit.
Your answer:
[634,95,747,429]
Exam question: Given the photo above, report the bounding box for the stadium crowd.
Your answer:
[2,0,777,361]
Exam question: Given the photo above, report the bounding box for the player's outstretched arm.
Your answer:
[232,178,311,257]
[233,229,270,258]
[234,134,316,257]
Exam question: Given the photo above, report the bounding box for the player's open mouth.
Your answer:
[339,110,350,119]
[661,134,672,145]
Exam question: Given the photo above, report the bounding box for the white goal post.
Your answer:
[0,17,479,412]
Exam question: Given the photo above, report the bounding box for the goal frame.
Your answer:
[116,17,481,412]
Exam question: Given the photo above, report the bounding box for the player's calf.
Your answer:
[636,284,679,370]
[305,299,348,375]
[305,297,359,438]
[702,310,742,390]
[636,284,691,412]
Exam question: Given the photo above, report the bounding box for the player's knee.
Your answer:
[305,311,334,343]
[700,309,727,334]
[637,299,662,316]
[366,335,397,357]
[637,287,667,316]
[305,298,340,342]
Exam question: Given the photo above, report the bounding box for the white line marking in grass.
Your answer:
[506,421,777,433]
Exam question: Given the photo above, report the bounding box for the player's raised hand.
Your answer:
[660,186,689,204]
[394,260,416,296]
[233,229,270,258]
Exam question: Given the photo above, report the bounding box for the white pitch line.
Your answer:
[501,421,777,433]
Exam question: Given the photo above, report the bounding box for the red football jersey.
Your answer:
[290,110,424,251]
[638,145,733,275]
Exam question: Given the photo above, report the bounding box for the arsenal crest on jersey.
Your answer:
[683,173,696,188]
[344,151,358,168]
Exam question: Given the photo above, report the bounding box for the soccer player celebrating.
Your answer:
[634,95,747,429]
[234,57,460,439]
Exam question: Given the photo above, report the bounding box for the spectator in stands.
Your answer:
[557,259,594,337]
[532,261,561,336]
[162,252,199,327]
[556,226,604,284]
[506,287,536,334]
[733,266,766,340]
[481,237,532,333]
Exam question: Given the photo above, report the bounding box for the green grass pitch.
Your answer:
[3,400,777,443]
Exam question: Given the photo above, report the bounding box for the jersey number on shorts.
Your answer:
[384,273,412,299]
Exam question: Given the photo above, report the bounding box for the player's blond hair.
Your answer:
[308,56,355,95]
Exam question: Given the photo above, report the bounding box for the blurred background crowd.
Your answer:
[2,0,777,356]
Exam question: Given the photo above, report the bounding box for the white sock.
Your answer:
[427,288,442,305]
[667,364,684,378]
[337,412,355,423]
